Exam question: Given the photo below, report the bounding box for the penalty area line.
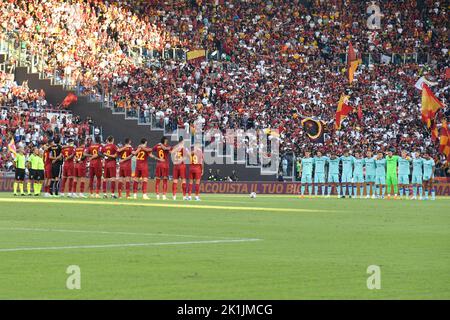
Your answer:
[0,238,262,253]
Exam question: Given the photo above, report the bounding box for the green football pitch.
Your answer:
[0,193,448,299]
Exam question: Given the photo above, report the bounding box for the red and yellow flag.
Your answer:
[421,84,443,128]
[347,42,360,84]
[439,121,450,160]
[335,94,352,130]
[430,121,439,142]
[8,138,16,159]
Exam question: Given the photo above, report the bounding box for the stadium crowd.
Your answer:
[0,0,449,176]
[105,0,449,176]
[0,71,97,171]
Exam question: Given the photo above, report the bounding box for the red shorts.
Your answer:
[189,169,202,180]
[63,165,74,177]
[89,166,102,178]
[45,164,52,179]
[104,166,117,179]
[119,166,132,178]
[135,165,148,178]
[173,165,186,180]
[155,165,169,178]
[74,165,87,178]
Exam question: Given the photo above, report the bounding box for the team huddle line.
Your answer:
[297,150,436,200]
[12,136,437,201]
[12,135,204,201]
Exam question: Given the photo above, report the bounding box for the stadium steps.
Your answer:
[13,66,276,181]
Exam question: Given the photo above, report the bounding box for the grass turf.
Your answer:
[0,193,448,299]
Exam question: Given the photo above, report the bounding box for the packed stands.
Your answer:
[0,0,448,176]
[0,71,100,171]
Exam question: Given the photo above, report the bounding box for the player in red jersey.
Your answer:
[43,139,54,197]
[170,136,189,200]
[152,137,172,200]
[61,139,76,197]
[101,135,118,198]
[117,138,134,199]
[133,138,162,199]
[86,136,103,198]
[188,142,204,201]
[72,139,88,198]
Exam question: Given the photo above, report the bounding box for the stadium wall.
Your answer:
[1,174,450,195]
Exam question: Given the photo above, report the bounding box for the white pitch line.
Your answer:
[0,238,262,253]
[0,227,240,240]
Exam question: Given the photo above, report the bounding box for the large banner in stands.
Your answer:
[1,174,450,195]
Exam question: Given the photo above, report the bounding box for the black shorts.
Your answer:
[51,163,63,179]
[29,169,36,180]
[30,169,44,181]
[15,168,25,181]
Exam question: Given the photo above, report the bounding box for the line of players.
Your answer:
[298,150,436,200]
[36,135,204,200]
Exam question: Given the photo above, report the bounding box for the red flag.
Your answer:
[430,121,438,142]
[421,84,443,128]
[8,138,16,159]
[347,42,360,84]
[447,136,450,161]
[61,93,78,108]
[335,94,352,130]
[439,121,450,160]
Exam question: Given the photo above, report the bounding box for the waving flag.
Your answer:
[187,49,206,61]
[430,121,439,142]
[335,94,352,130]
[347,42,360,84]
[421,84,443,128]
[439,121,450,160]
[61,92,78,108]
[8,138,16,159]
[414,76,438,91]
[301,118,325,143]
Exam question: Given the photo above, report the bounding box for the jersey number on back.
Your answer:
[137,151,145,161]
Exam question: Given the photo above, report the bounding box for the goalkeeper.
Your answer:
[385,150,399,198]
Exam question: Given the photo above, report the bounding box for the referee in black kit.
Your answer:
[49,136,63,196]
